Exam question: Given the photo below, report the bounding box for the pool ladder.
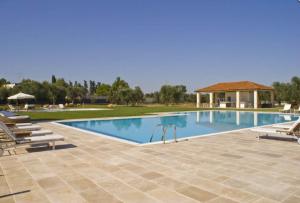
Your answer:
[150,124,178,144]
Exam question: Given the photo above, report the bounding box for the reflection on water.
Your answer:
[160,115,187,128]
[112,118,142,130]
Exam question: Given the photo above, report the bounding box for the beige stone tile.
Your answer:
[80,188,121,203]
[253,197,280,203]
[117,191,158,203]
[0,196,15,203]
[243,183,294,201]
[37,176,67,191]
[97,178,136,195]
[177,186,218,202]
[46,186,85,203]
[67,177,98,192]
[216,187,259,202]
[207,196,238,203]
[140,172,163,180]
[222,178,250,189]
[148,187,198,203]
[127,177,158,192]
[14,190,50,203]
[283,195,300,203]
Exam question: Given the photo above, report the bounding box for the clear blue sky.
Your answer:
[0,0,299,92]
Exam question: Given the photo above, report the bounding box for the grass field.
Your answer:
[15,104,281,121]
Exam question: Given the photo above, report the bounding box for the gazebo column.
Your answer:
[209,92,214,108]
[270,91,274,107]
[196,92,201,108]
[236,111,240,125]
[254,112,258,126]
[236,91,240,108]
[254,90,258,109]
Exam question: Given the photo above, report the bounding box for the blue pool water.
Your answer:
[59,111,299,144]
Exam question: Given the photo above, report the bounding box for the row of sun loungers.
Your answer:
[251,117,300,144]
[0,113,64,156]
[279,104,300,113]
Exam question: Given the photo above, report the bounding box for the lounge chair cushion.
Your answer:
[15,123,32,127]
[25,134,64,142]
[0,111,17,117]
[16,125,41,131]
[251,127,285,134]
[8,115,30,120]
[31,130,53,136]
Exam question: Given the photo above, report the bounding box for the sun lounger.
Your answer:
[8,104,16,111]
[2,122,41,131]
[0,114,30,123]
[279,104,292,113]
[14,123,32,127]
[0,115,32,126]
[8,115,30,120]
[10,129,53,137]
[0,122,64,156]
[272,117,300,129]
[251,119,300,144]
[0,111,17,117]
[0,122,52,137]
[14,125,41,131]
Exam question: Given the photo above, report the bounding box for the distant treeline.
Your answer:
[0,76,299,105]
[272,76,300,104]
[0,76,195,105]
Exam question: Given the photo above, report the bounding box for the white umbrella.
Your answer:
[8,92,35,100]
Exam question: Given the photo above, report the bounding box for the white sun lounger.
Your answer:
[15,123,32,127]
[0,122,52,137]
[14,125,41,131]
[279,104,292,113]
[30,130,53,136]
[251,120,300,144]
[0,122,64,156]
[8,115,30,120]
[272,117,300,129]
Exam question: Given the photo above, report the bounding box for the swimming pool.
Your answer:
[58,111,299,144]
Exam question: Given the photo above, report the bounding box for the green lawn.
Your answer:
[17,105,281,121]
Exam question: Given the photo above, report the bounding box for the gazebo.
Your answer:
[195,81,274,109]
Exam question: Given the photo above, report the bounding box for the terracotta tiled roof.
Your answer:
[195,81,273,92]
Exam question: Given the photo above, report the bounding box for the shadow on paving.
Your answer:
[26,144,77,153]
[0,190,30,199]
[259,135,297,143]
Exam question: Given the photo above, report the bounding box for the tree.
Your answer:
[0,87,11,104]
[43,81,67,104]
[153,91,160,103]
[119,88,133,105]
[13,79,49,103]
[184,93,196,103]
[173,85,187,103]
[131,86,144,105]
[89,80,96,95]
[83,80,88,92]
[159,85,175,104]
[0,78,9,86]
[109,77,129,104]
[291,76,300,103]
[273,81,292,104]
[96,83,111,96]
[51,75,56,84]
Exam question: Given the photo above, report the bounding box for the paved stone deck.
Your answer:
[1,122,300,203]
